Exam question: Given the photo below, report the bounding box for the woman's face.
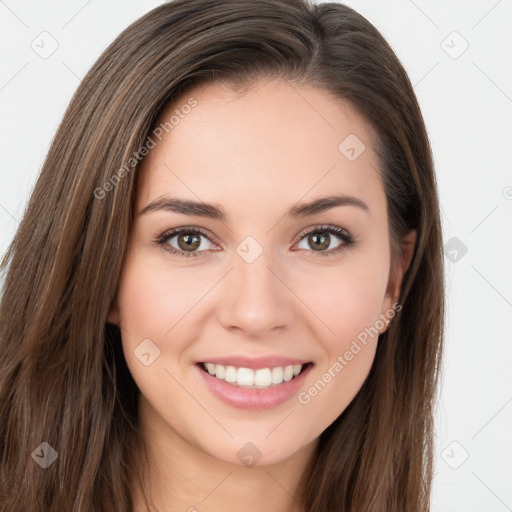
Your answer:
[111,78,414,467]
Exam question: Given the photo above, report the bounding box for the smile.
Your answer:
[200,362,310,389]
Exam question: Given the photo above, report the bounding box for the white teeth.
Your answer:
[237,367,254,386]
[201,362,306,389]
[271,366,283,384]
[224,366,237,383]
[215,364,225,379]
[283,365,294,381]
[254,368,272,387]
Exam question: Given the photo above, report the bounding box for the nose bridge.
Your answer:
[216,237,294,336]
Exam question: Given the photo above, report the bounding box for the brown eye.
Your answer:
[295,225,355,256]
[176,233,201,252]
[157,227,216,258]
[306,232,331,251]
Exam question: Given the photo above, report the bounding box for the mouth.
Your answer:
[197,361,314,389]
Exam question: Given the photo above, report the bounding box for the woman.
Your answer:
[0,0,444,510]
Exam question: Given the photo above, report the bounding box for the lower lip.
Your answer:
[196,363,313,410]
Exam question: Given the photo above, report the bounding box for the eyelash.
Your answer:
[154,224,356,259]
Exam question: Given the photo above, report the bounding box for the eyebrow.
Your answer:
[140,194,369,220]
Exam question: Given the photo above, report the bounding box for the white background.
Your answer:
[1,1,511,511]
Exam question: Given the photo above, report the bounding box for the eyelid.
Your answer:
[296,223,352,241]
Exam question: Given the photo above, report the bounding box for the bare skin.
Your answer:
[109,77,416,512]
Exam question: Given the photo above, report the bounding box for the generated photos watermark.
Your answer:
[93,97,198,200]
[297,302,402,405]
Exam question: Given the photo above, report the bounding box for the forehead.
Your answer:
[136,78,385,219]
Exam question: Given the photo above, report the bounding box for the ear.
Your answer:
[387,229,417,302]
[107,303,119,326]
[381,229,417,325]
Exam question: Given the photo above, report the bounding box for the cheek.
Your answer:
[115,250,224,398]
[116,252,209,342]
[293,268,384,430]
[115,253,204,417]
[289,250,388,418]
[291,252,390,345]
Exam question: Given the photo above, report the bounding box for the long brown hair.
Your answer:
[0,0,444,510]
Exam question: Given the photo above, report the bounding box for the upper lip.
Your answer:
[197,356,312,370]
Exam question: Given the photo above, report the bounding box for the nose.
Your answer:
[216,248,295,338]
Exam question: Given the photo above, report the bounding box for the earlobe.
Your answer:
[107,305,119,326]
